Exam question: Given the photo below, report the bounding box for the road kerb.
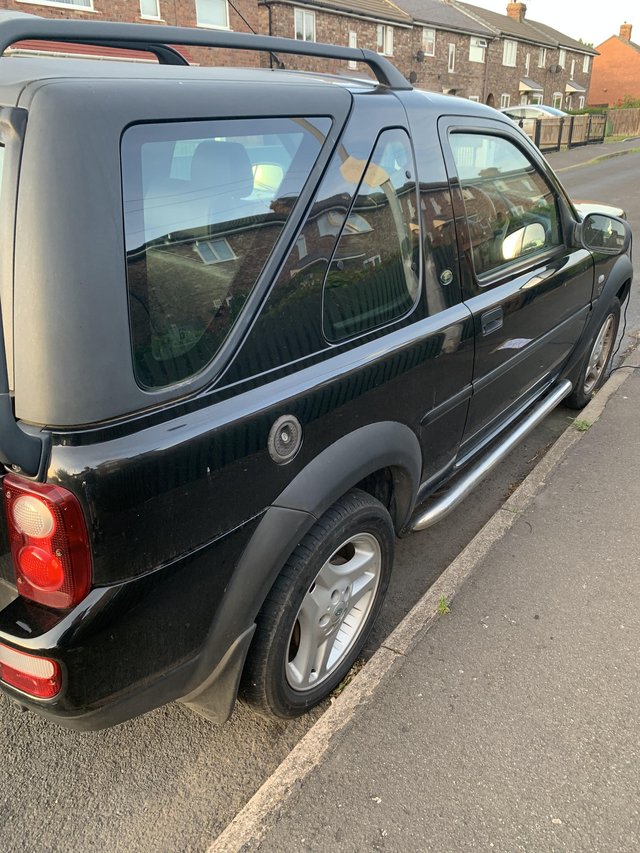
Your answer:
[209,341,640,853]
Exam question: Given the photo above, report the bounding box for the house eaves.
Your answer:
[259,0,413,27]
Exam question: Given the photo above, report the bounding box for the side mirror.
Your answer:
[578,212,632,256]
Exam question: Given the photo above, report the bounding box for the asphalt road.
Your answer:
[2,153,638,853]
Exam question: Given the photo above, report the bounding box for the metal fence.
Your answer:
[517,114,606,152]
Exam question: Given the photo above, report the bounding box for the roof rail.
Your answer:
[0,17,412,90]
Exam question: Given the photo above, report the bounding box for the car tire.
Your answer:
[241,489,394,719]
[565,297,620,410]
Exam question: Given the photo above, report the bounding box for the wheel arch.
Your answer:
[562,254,633,385]
[181,421,422,722]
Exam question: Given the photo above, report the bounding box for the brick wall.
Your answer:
[589,36,640,106]
[0,0,594,105]
[0,0,262,66]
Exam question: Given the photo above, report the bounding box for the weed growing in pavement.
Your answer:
[574,419,592,432]
[437,596,451,615]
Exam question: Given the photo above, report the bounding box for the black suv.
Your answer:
[0,15,632,729]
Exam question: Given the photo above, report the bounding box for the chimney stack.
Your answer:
[619,22,632,42]
[506,3,527,23]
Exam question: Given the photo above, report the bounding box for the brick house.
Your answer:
[0,0,596,108]
[391,0,494,98]
[589,23,640,107]
[0,0,262,67]
[455,2,597,110]
[258,0,413,77]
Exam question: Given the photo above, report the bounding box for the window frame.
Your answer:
[121,115,334,390]
[422,27,436,57]
[448,42,456,73]
[559,48,566,68]
[195,0,230,30]
[139,0,161,18]
[538,47,547,68]
[502,39,517,67]
[294,7,316,41]
[500,93,511,109]
[321,127,422,344]
[445,126,567,288]
[552,91,563,109]
[570,58,576,78]
[17,0,93,10]
[469,37,487,64]
[583,54,590,73]
[348,31,357,69]
[377,25,394,56]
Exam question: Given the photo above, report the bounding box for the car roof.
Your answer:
[0,55,381,104]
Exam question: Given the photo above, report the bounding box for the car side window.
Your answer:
[322,128,420,342]
[121,117,330,389]
[450,132,562,279]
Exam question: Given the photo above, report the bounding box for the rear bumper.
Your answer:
[0,516,260,729]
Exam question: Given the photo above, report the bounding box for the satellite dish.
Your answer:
[409,71,418,84]
[547,63,562,73]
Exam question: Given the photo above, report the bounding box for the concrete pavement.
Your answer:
[215,346,640,852]
[545,137,640,173]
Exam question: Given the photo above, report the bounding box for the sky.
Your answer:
[469,1,639,48]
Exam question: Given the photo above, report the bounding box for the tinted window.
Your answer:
[450,132,562,278]
[322,129,420,341]
[122,117,330,388]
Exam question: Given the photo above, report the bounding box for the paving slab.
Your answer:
[234,361,640,853]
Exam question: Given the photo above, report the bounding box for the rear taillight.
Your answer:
[3,474,91,609]
[0,643,61,698]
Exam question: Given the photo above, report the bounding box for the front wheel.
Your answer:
[565,298,620,409]
[241,489,394,719]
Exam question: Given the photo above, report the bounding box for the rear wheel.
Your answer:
[566,298,620,409]
[241,489,394,718]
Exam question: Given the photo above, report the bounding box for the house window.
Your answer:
[140,0,160,16]
[559,48,566,68]
[448,43,456,72]
[579,95,585,109]
[196,0,228,28]
[552,92,562,109]
[377,25,393,56]
[520,94,527,105]
[348,31,357,69]
[500,93,511,109]
[422,27,436,56]
[570,58,576,77]
[469,37,486,63]
[583,54,590,73]
[532,93,543,104]
[22,0,93,8]
[525,52,530,75]
[503,39,517,67]
[538,47,547,67]
[468,95,480,102]
[294,8,315,41]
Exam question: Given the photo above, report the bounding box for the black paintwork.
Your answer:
[0,29,632,728]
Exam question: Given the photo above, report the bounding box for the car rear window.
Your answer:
[121,117,330,389]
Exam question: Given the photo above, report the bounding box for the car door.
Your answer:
[438,116,594,457]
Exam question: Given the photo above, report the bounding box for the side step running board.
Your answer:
[411,379,573,532]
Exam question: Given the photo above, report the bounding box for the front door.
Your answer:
[438,117,594,456]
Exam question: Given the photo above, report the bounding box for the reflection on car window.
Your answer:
[322,129,420,341]
[450,132,562,277]
[122,117,330,389]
